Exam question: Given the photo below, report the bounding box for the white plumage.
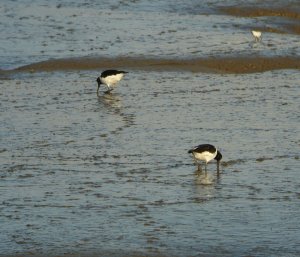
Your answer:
[251,30,262,42]
[193,150,217,164]
[96,70,128,95]
[100,73,125,88]
[188,144,222,174]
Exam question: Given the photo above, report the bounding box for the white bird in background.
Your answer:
[251,30,262,42]
[96,70,128,95]
[188,144,222,175]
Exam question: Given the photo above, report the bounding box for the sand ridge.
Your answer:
[9,56,300,74]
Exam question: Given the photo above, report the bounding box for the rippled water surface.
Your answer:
[1,70,299,256]
[1,0,300,256]
[1,0,300,69]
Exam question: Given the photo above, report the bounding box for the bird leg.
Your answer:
[193,157,202,173]
[194,163,202,177]
[197,163,202,172]
[255,36,261,42]
[104,86,113,94]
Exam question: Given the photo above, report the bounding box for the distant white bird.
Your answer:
[251,30,262,42]
[96,70,128,95]
[188,144,222,174]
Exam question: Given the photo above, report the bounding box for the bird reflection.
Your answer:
[97,93,135,131]
[194,171,214,185]
[193,173,216,202]
[97,93,122,110]
[193,163,222,186]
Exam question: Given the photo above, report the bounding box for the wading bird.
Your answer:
[251,30,262,42]
[188,144,222,174]
[96,70,128,95]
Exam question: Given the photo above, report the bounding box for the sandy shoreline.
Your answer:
[220,6,300,19]
[219,6,300,35]
[3,56,299,74]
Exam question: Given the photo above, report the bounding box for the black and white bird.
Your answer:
[96,70,128,95]
[251,30,262,42]
[188,144,222,174]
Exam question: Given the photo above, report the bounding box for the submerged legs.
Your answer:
[193,157,202,172]
[104,85,114,94]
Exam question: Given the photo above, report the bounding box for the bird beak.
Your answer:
[96,78,101,96]
[97,84,100,96]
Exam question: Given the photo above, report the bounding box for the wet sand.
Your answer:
[220,6,300,19]
[220,5,300,35]
[2,56,299,74]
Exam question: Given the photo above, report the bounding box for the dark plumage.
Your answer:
[100,70,128,78]
[96,70,128,95]
[188,144,222,173]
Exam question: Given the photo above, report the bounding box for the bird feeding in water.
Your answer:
[251,30,262,42]
[96,70,128,95]
[188,144,222,175]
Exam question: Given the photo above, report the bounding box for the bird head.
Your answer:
[215,150,222,172]
[96,77,102,86]
[215,151,222,162]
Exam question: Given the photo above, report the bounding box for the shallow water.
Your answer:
[1,69,299,256]
[1,0,300,256]
[1,0,300,70]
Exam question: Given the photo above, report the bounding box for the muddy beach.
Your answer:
[6,55,299,74]
[219,3,300,35]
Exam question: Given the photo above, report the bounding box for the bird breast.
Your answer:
[193,151,217,163]
[252,31,261,37]
[101,73,124,86]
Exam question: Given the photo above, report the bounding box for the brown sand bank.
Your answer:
[220,6,300,19]
[220,6,300,35]
[12,56,300,74]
